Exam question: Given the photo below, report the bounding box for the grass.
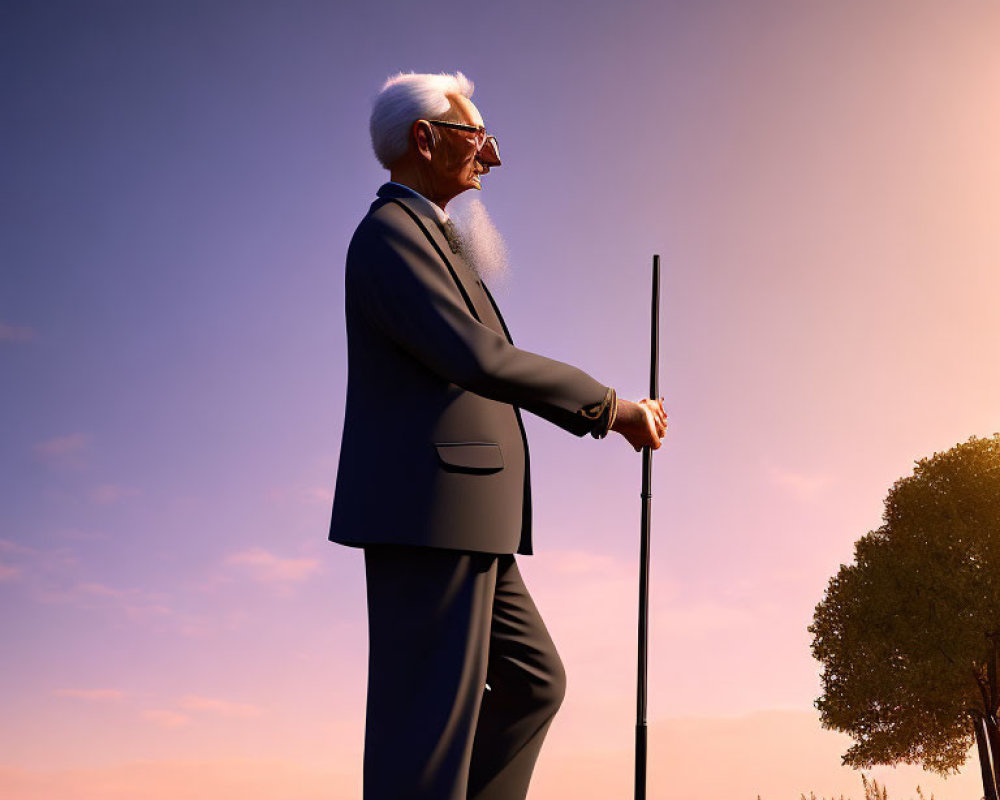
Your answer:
[756,774,938,800]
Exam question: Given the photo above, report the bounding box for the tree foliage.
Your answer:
[810,434,1000,789]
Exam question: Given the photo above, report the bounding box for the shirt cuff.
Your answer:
[584,386,617,440]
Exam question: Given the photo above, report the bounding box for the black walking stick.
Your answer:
[635,254,659,800]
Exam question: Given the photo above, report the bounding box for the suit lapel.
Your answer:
[374,184,503,335]
[440,245,513,344]
[478,279,515,346]
[449,256,512,343]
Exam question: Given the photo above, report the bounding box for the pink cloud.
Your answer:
[53,688,126,701]
[41,581,174,623]
[75,582,126,598]
[51,527,108,542]
[122,603,173,621]
[765,461,832,500]
[300,486,334,504]
[32,433,91,468]
[175,620,216,638]
[0,322,35,342]
[265,486,334,505]
[0,541,56,583]
[143,710,191,729]
[89,484,140,505]
[179,695,262,719]
[0,545,84,599]
[224,547,320,584]
[0,539,36,555]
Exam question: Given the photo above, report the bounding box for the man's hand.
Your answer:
[611,397,668,452]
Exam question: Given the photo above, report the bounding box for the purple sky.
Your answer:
[3,2,1000,797]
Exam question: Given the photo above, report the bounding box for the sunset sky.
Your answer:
[3,1,1000,798]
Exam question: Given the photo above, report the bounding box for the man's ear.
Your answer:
[411,120,435,161]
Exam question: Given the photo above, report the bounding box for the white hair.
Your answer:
[369,71,475,169]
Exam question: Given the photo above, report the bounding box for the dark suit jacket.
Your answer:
[329,183,610,555]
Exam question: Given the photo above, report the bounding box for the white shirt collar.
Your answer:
[386,181,450,224]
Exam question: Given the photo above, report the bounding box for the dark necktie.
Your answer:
[440,219,461,254]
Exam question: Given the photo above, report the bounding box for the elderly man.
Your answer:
[329,71,667,800]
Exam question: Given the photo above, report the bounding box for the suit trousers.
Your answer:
[362,544,566,800]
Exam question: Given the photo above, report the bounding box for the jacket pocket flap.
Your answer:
[434,442,504,473]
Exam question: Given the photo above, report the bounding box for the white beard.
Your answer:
[447,195,510,286]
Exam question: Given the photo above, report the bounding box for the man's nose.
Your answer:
[477,137,501,168]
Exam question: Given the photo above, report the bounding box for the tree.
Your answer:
[810,434,1000,800]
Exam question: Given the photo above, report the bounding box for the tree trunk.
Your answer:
[975,715,999,800]
[987,714,1000,800]
[989,638,1000,796]
[989,637,999,714]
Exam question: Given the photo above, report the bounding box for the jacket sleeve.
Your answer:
[347,207,611,437]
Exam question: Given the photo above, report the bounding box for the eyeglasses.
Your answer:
[426,120,501,167]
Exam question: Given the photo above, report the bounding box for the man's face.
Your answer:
[429,94,489,198]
